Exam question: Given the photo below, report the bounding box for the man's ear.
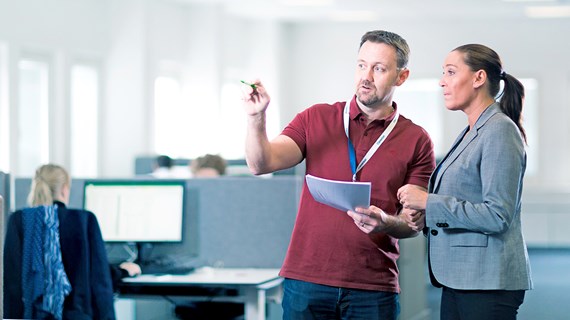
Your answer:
[396,68,410,87]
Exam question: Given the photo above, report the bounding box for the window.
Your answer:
[152,76,280,159]
[18,58,50,176]
[153,76,194,157]
[394,79,444,156]
[219,82,247,159]
[70,64,99,177]
[218,80,280,160]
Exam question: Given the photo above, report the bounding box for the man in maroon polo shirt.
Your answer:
[241,30,435,320]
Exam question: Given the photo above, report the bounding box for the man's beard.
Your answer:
[356,91,380,107]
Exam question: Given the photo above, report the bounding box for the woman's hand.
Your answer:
[397,184,428,211]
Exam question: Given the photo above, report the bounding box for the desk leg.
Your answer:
[244,287,266,320]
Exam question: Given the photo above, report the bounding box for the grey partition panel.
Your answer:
[134,156,193,175]
[151,176,302,268]
[13,176,304,269]
[14,178,86,210]
[0,172,9,233]
[68,179,87,208]
[1,195,4,317]
[1,173,8,316]
[190,176,302,268]
[134,155,299,176]
[14,178,30,210]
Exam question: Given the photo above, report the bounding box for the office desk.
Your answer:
[119,267,283,320]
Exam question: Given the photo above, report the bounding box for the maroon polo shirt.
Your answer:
[279,96,435,292]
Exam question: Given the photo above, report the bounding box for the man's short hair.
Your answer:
[359,30,410,69]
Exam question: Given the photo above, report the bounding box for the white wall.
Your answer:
[103,0,148,176]
[280,18,570,189]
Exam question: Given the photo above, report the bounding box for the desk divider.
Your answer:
[13,176,303,269]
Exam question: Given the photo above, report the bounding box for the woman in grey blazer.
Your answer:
[397,44,533,319]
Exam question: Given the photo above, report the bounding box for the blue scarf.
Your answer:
[22,205,71,319]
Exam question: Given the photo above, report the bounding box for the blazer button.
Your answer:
[431,230,438,236]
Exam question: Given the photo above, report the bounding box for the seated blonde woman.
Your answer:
[3,164,139,320]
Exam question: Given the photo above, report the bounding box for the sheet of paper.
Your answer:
[305,174,371,212]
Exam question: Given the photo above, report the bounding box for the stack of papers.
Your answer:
[305,174,371,212]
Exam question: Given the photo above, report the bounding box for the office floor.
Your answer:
[427,248,570,320]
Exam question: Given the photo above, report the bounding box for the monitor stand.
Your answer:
[135,242,154,265]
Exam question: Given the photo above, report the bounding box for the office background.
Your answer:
[1,0,570,319]
[1,0,568,245]
[0,0,568,185]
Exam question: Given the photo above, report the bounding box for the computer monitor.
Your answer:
[83,180,186,244]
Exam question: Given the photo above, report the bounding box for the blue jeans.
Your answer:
[440,286,525,320]
[282,278,400,320]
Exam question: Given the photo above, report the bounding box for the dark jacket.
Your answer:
[3,201,116,320]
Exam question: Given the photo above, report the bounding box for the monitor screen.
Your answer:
[83,180,185,243]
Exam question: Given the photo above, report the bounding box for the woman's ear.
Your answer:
[473,69,487,89]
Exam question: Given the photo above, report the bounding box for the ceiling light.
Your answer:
[329,10,379,22]
[503,0,556,2]
[525,5,570,18]
[279,0,333,6]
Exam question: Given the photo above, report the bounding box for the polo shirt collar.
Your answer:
[350,96,399,122]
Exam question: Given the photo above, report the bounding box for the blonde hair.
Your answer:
[27,164,71,207]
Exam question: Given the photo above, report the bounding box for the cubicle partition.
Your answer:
[113,176,303,268]
[1,195,4,318]
[13,176,303,268]
[185,176,302,268]
[1,172,9,318]
[0,171,9,231]
[14,177,86,210]
[134,156,301,177]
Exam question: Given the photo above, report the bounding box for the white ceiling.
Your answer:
[168,0,570,22]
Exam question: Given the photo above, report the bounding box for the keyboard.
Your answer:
[140,256,201,275]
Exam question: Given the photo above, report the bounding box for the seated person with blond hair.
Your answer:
[3,164,140,320]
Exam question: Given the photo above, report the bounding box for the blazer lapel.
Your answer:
[430,103,501,193]
[430,127,472,192]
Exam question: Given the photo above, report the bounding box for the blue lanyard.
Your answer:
[344,99,399,181]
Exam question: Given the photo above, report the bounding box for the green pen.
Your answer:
[240,80,257,89]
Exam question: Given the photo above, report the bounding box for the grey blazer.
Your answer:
[426,103,533,290]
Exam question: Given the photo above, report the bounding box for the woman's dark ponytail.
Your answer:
[500,72,527,143]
